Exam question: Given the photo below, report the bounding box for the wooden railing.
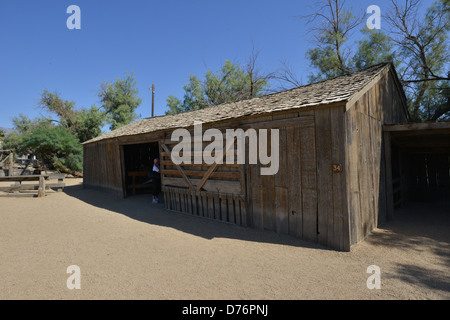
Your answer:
[163,186,247,227]
[0,174,66,197]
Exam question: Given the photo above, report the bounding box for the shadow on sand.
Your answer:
[63,182,450,278]
[62,184,330,251]
[365,201,450,294]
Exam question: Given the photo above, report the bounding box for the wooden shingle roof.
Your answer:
[84,63,391,144]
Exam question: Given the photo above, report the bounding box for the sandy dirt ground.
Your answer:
[0,178,449,300]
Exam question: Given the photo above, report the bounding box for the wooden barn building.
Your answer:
[83,63,448,251]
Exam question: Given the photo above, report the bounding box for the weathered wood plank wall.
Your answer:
[244,108,349,251]
[345,70,408,245]
[83,139,123,197]
[83,106,351,251]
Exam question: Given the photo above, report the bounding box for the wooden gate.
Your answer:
[159,136,248,226]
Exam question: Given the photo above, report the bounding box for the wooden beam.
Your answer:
[195,136,236,192]
[161,169,241,180]
[0,183,65,193]
[160,160,241,169]
[160,143,195,190]
[383,122,450,132]
[0,193,36,198]
[0,175,49,182]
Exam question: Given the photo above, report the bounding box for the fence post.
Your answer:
[38,176,46,198]
[8,152,14,176]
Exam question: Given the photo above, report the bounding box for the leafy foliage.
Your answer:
[20,126,83,173]
[12,113,51,135]
[98,72,142,130]
[386,0,450,121]
[72,106,105,143]
[304,0,363,82]
[352,28,396,70]
[305,0,449,121]
[6,73,141,174]
[2,132,26,156]
[166,60,270,115]
[39,91,105,143]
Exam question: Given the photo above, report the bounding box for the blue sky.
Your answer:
[0,0,426,130]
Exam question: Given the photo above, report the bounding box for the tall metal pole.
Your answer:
[151,84,155,118]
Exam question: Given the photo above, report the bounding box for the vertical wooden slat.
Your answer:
[240,198,248,227]
[330,107,349,251]
[201,191,208,217]
[187,189,193,214]
[315,108,333,247]
[170,189,175,211]
[219,194,227,221]
[359,113,372,238]
[207,193,214,219]
[227,194,235,224]
[177,191,182,212]
[286,126,301,238]
[345,108,360,245]
[275,187,289,234]
[251,184,263,230]
[179,190,185,213]
[261,173,275,231]
[239,164,246,196]
[192,191,198,215]
[300,125,317,242]
[213,193,221,220]
[233,195,241,225]
[274,127,287,188]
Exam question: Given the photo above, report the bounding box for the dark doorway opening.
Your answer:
[389,128,450,205]
[122,142,160,197]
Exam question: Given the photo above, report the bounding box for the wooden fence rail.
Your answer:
[163,186,247,227]
[0,174,66,198]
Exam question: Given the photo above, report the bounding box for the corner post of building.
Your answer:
[383,131,394,220]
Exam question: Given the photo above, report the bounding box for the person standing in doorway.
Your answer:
[151,158,161,203]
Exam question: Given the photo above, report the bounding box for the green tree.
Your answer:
[20,126,83,173]
[73,106,105,142]
[166,75,208,115]
[166,60,270,115]
[304,0,363,82]
[39,91,105,143]
[11,113,51,135]
[39,91,77,128]
[386,0,449,121]
[304,0,449,121]
[98,72,142,130]
[5,114,51,155]
[352,28,396,70]
[2,132,26,156]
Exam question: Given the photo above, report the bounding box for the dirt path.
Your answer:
[0,178,449,300]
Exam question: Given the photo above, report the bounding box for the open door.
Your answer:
[121,142,160,197]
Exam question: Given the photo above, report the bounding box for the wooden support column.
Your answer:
[383,131,394,220]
